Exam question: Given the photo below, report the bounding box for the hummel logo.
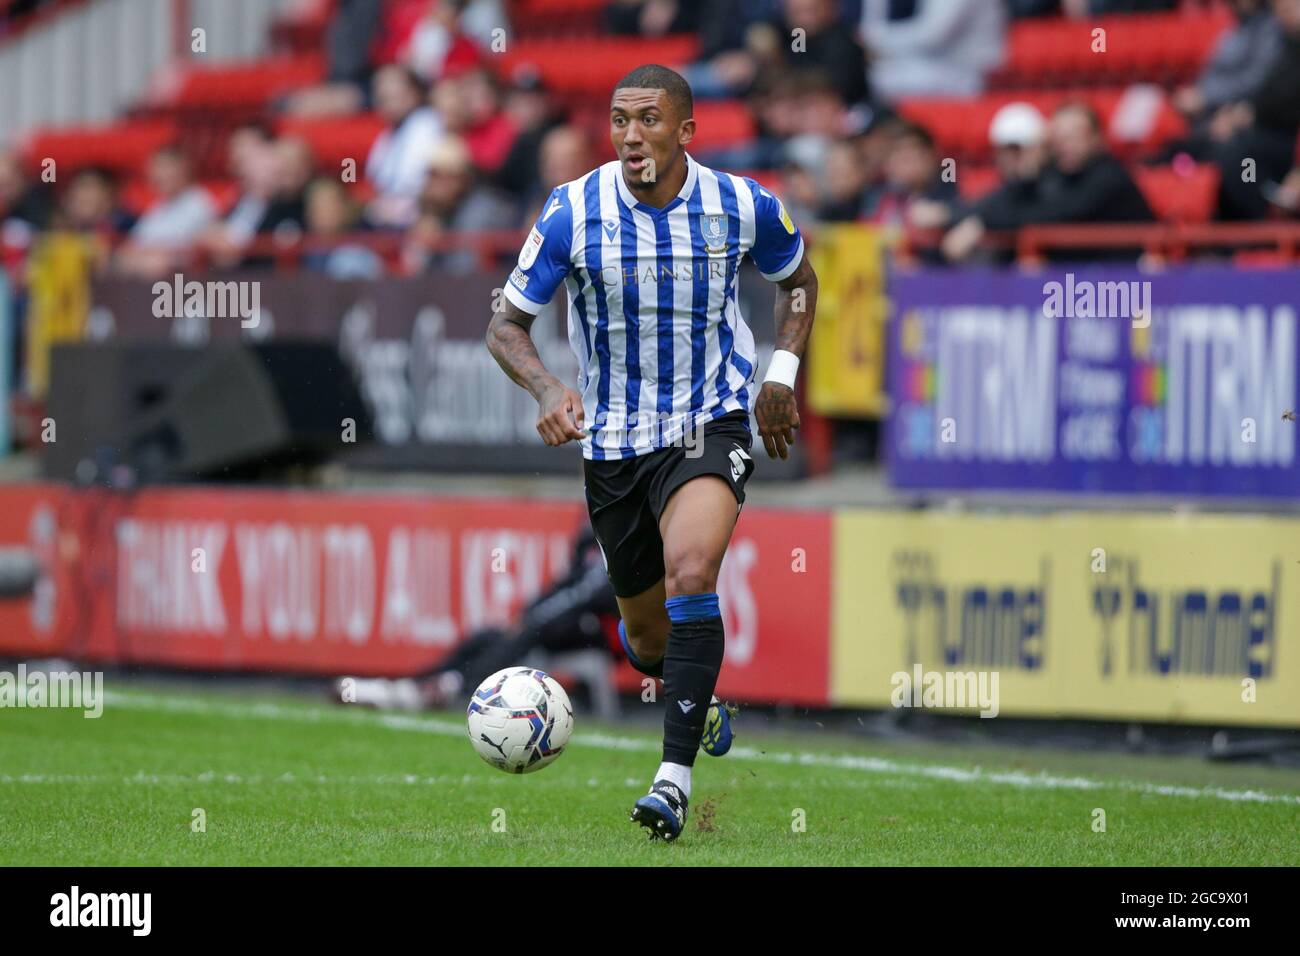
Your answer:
[542,197,563,222]
[602,219,619,241]
[678,699,696,713]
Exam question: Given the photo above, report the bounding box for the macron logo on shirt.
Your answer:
[542,197,564,222]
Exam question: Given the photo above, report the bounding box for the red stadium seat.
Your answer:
[161,54,326,110]
[496,35,699,95]
[276,113,387,170]
[958,164,1001,201]
[1134,162,1219,223]
[686,100,755,154]
[20,121,180,176]
[993,10,1233,87]
[898,88,1185,162]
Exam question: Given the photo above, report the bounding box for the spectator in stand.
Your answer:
[195,132,312,269]
[605,0,702,36]
[263,135,315,237]
[712,70,847,176]
[1022,103,1153,226]
[706,70,805,169]
[0,149,51,249]
[816,138,871,221]
[116,145,217,277]
[432,65,517,176]
[226,121,274,179]
[196,130,278,269]
[865,121,958,227]
[378,0,508,71]
[58,167,133,235]
[1213,0,1300,219]
[1268,163,1300,215]
[301,178,385,280]
[765,0,870,107]
[683,0,867,105]
[493,66,566,202]
[394,0,486,84]
[1162,0,1284,167]
[686,0,782,98]
[522,124,594,223]
[860,0,1006,100]
[942,102,1049,263]
[52,167,132,273]
[365,64,444,229]
[282,0,385,117]
[402,135,517,274]
[784,69,852,176]
[1174,0,1281,129]
[845,105,903,219]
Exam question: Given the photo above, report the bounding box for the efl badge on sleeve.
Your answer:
[778,199,795,234]
[518,226,545,269]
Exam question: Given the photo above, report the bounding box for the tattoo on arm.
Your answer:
[773,252,818,357]
[486,300,563,401]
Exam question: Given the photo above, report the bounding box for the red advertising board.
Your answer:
[0,484,831,705]
[0,484,73,660]
[711,506,831,706]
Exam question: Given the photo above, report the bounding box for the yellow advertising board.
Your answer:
[832,510,1299,727]
[806,225,887,417]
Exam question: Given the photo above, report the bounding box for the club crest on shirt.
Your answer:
[700,214,728,254]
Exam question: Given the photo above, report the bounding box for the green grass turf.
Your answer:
[1,686,1298,866]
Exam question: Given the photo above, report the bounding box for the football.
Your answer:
[466,667,575,773]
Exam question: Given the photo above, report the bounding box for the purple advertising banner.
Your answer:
[887,266,1300,497]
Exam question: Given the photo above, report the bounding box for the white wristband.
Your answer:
[763,349,800,389]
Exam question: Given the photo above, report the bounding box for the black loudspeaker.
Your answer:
[44,342,370,482]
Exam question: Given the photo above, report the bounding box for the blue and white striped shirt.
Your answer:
[502,153,804,460]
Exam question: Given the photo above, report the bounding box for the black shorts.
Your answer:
[583,410,756,598]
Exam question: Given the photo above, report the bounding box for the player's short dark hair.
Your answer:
[612,64,693,120]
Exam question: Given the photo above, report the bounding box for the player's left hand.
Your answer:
[755,381,799,460]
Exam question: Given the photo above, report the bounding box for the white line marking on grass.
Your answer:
[0,771,605,787]
[100,690,1300,807]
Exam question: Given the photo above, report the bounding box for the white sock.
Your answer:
[655,761,692,799]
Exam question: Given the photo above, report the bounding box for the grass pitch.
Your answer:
[1,686,1297,866]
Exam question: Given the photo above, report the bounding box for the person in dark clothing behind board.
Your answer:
[335,523,620,711]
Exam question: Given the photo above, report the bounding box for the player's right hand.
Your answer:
[537,383,586,445]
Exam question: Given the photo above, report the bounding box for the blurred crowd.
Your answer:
[2,0,1300,279]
